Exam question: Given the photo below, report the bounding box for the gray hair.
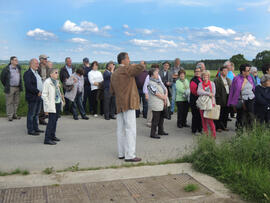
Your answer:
[250,66,258,73]
[196,62,205,69]
[223,60,231,67]
[201,70,211,78]
[29,58,38,67]
[260,74,270,84]
[48,68,58,76]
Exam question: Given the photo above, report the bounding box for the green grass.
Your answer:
[0,168,30,176]
[42,167,55,174]
[183,184,199,192]
[185,124,270,202]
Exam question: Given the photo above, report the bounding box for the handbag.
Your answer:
[196,95,212,110]
[162,105,171,120]
[203,104,221,120]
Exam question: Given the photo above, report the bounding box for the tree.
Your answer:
[230,54,248,70]
[252,50,270,70]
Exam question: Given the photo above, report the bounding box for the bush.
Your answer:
[187,124,270,202]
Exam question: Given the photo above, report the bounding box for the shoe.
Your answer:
[170,111,174,115]
[28,131,40,136]
[73,117,79,120]
[52,137,60,141]
[13,115,21,120]
[125,157,142,162]
[158,131,169,136]
[35,129,44,133]
[110,116,116,119]
[39,120,47,125]
[217,129,222,133]
[82,116,89,120]
[143,116,147,119]
[94,114,98,118]
[44,140,57,145]
[105,117,110,120]
[8,118,13,121]
[118,156,125,159]
[177,124,183,128]
[150,135,161,139]
[183,124,190,127]
[224,128,229,131]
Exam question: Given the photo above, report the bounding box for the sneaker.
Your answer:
[94,114,98,118]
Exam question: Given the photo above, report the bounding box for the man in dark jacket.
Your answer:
[60,57,75,113]
[23,59,44,136]
[82,57,92,114]
[135,61,148,118]
[0,56,23,121]
[214,66,232,132]
[103,61,116,120]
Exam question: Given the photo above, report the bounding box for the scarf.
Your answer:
[202,80,212,93]
[149,77,167,93]
[51,78,61,102]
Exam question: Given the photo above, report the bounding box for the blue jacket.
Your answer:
[103,69,112,90]
[23,68,40,102]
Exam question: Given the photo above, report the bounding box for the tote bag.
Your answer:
[203,104,221,120]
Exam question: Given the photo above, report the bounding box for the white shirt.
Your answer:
[88,70,103,91]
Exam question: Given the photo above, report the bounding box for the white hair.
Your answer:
[250,66,258,73]
[223,60,231,67]
[196,62,205,69]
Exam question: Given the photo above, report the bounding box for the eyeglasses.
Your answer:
[54,72,58,74]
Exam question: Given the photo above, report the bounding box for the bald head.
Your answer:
[29,58,39,71]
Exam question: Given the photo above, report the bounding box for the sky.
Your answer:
[0,0,270,62]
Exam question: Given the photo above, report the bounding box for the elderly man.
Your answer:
[1,56,23,121]
[38,54,50,125]
[60,57,75,114]
[170,58,183,115]
[82,57,92,114]
[110,52,144,162]
[196,62,206,73]
[103,61,116,120]
[24,59,44,136]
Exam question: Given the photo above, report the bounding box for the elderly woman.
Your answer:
[255,75,270,124]
[228,64,255,129]
[88,61,104,118]
[197,70,216,138]
[42,68,63,145]
[148,67,170,139]
[250,66,261,86]
[175,69,190,128]
[190,66,203,134]
[65,68,89,120]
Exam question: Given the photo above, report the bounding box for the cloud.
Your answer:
[139,29,154,35]
[26,28,56,40]
[234,34,261,46]
[123,24,129,29]
[124,31,135,36]
[90,43,121,50]
[130,39,178,48]
[69,37,88,43]
[62,20,111,35]
[237,7,245,11]
[204,26,236,36]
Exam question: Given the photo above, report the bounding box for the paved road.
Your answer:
[0,113,235,172]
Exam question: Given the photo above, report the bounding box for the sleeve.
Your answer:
[197,82,210,96]
[255,87,268,106]
[41,81,49,110]
[158,75,166,91]
[24,72,40,95]
[127,64,144,77]
[99,71,104,82]
[176,81,185,94]
[0,68,6,86]
[88,71,95,85]
[190,81,198,96]
[147,83,157,95]
[143,75,149,94]
[109,74,115,95]
[65,76,75,86]
[103,71,110,80]
[211,82,216,96]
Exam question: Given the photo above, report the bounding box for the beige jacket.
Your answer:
[42,78,63,113]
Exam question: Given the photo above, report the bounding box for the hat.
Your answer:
[83,57,89,63]
[39,54,49,60]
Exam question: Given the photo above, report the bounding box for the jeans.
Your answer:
[72,92,86,118]
[83,85,92,113]
[45,103,61,142]
[136,89,148,118]
[104,89,116,119]
[27,97,42,133]
[170,83,176,113]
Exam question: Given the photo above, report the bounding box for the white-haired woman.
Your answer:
[250,66,261,86]
[42,68,64,145]
[197,70,216,138]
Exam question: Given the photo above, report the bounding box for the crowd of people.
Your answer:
[1,53,270,162]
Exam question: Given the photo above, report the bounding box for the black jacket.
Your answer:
[60,65,75,90]
[0,64,23,94]
[214,76,231,107]
[23,68,40,102]
[255,85,270,116]
[82,65,91,87]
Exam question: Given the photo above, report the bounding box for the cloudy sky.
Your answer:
[0,0,270,62]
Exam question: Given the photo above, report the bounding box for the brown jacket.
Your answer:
[110,64,144,113]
